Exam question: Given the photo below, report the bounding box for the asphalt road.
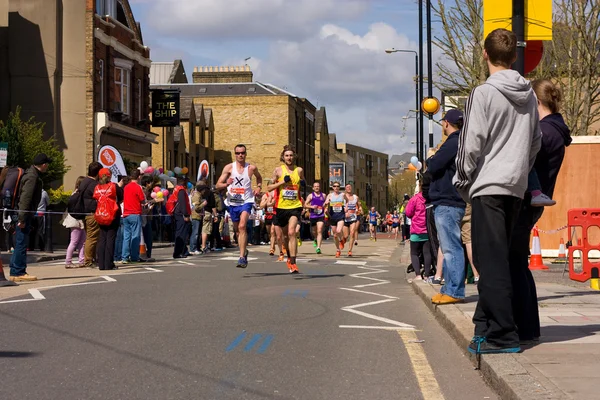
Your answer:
[0,237,497,400]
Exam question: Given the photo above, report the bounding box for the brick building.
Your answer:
[315,107,330,190]
[152,65,317,196]
[0,0,155,185]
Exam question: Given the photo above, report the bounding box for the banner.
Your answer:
[483,0,552,41]
[98,145,127,183]
[151,89,180,127]
[329,163,345,188]
[197,160,209,181]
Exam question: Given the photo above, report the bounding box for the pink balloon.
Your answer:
[145,166,154,174]
[150,192,157,199]
[153,186,161,193]
[159,167,164,173]
[162,189,169,197]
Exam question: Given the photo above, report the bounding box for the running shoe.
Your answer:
[348,251,352,257]
[236,257,248,269]
[316,247,322,254]
[269,249,275,256]
[277,252,285,262]
[340,237,346,250]
[244,248,249,258]
[297,236,302,247]
[313,240,317,248]
[335,250,341,258]
[289,263,300,274]
[354,241,358,246]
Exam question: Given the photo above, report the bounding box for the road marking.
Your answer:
[257,334,274,354]
[177,261,195,265]
[218,257,258,261]
[336,260,367,265]
[283,289,308,298]
[226,331,274,354]
[226,331,247,352]
[340,325,416,330]
[244,334,263,352]
[341,299,415,329]
[340,287,398,299]
[398,330,445,400]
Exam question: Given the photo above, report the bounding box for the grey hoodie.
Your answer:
[453,69,541,200]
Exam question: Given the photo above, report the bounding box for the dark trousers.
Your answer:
[510,200,543,340]
[173,215,189,258]
[210,216,223,249]
[97,219,119,270]
[471,195,521,347]
[425,205,439,267]
[410,240,432,277]
[142,221,153,258]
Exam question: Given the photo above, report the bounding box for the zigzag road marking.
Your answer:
[0,267,163,304]
[339,265,415,331]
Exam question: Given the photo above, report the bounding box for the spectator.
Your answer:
[82,161,102,269]
[29,188,49,251]
[114,175,130,263]
[200,183,217,252]
[9,153,51,281]
[210,187,225,251]
[93,168,123,270]
[141,175,159,262]
[121,169,146,264]
[172,176,191,258]
[63,176,86,268]
[454,28,541,354]
[189,182,206,255]
[427,109,467,304]
[405,181,431,280]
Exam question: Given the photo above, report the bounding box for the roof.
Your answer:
[329,133,337,149]
[179,97,193,120]
[315,107,326,133]
[149,82,279,97]
[389,152,414,167]
[193,103,204,123]
[150,62,175,85]
[204,108,213,123]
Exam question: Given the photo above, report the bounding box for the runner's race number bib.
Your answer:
[331,201,343,213]
[229,187,245,204]
[313,206,323,215]
[282,185,298,201]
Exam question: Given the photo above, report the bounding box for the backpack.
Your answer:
[68,179,89,220]
[0,167,25,212]
[214,190,225,213]
[165,187,180,215]
[93,183,118,226]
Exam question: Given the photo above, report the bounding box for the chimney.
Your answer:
[192,65,253,84]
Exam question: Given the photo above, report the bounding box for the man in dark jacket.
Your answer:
[82,162,101,268]
[426,109,466,304]
[9,153,51,281]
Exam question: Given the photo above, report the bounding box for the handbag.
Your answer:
[62,213,81,229]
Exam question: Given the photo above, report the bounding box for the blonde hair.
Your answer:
[99,175,111,184]
[532,79,561,114]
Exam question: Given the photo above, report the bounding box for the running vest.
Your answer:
[309,192,326,219]
[264,191,275,221]
[275,165,302,209]
[329,192,345,220]
[345,194,358,222]
[225,163,254,206]
[369,211,377,223]
[392,214,400,224]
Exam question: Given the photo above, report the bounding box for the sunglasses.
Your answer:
[235,152,246,155]
[333,185,340,188]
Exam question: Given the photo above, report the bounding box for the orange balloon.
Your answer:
[408,164,417,171]
[181,167,189,175]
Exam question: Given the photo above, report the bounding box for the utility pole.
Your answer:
[418,0,424,161]
[512,0,526,75]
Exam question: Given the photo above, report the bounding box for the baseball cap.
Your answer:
[98,168,112,179]
[33,153,52,165]
[440,109,463,125]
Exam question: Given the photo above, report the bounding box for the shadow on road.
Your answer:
[0,351,40,358]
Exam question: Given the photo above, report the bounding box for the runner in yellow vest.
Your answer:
[266,145,306,274]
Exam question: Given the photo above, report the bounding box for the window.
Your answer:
[113,58,133,115]
[96,0,116,17]
[99,59,104,110]
[137,79,142,121]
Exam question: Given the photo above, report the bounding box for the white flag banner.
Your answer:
[98,145,127,183]
[197,160,209,181]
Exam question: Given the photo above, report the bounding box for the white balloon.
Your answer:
[416,161,423,170]
[140,161,149,171]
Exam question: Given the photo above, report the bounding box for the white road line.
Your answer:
[335,260,367,265]
[339,325,416,330]
[339,288,399,299]
[0,276,117,304]
[29,288,45,300]
[177,261,195,265]
[343,298,397,309]
[218,257,259,261]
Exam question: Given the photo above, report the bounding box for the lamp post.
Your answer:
[385,48,421,160]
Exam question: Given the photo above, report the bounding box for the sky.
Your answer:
[129,0,445,158]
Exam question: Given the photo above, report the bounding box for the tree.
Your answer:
[530,0,600,136]
[389,170,417,210]
[0,107,70,187]
[433,0,487,100]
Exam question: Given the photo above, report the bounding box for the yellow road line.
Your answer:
[398,330,445,400]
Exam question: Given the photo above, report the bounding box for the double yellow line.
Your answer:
[398,330,445,400]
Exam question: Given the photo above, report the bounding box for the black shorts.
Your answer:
[274,208,303,227]
[310,217,325,226]
[265,218,274,226]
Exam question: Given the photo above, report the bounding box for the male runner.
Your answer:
[324,182,346,258]
[385,211,393,236]
[216,144,263,268]
[305,182,326,254]
[266,145,305,274]
[342,184,360,257]
[368,207,380,241]
[259,190,281,257]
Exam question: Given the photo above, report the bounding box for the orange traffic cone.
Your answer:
[552,237,568,264]
[139,227,147,257]
[529,227,549,270]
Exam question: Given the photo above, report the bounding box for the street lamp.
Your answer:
[385,48,422,160]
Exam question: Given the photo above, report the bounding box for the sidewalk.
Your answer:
[402,245,600,400]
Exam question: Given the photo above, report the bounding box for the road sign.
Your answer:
[483,0,552,41]
[524,40,544,74]
[0,142,7,168]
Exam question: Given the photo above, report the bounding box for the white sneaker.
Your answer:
[191,251,202,255]
[531,193,556,207]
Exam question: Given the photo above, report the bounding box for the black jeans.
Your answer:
[510,200,543,341]
[425,205,439,267]
[471,195,521,347]
[97,218,119,270]
[410,240,432,277]
[173,215,189,258]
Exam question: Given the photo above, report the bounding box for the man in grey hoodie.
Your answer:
[453,28,541,354]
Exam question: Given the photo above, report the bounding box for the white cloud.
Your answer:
[141,0,369,41]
